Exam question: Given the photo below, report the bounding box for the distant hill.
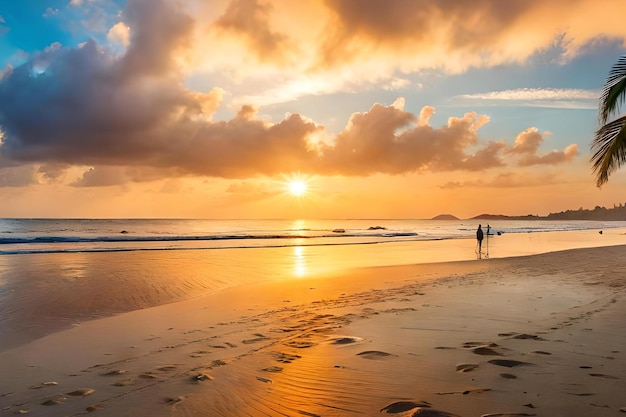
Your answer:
[470,214,511,220]
[431,214,459,220]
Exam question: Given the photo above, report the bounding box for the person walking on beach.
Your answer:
[476,224,484,253]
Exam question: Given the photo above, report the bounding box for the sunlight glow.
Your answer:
[288,180,308,196]
[292,245,307,277]
[280,173,313,198]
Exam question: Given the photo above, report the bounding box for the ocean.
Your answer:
[1,218,625,350]
[0,218,621,255]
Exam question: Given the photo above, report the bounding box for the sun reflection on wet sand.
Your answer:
[292,245,307,277]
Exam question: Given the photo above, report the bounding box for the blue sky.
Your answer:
[0,0,625,218]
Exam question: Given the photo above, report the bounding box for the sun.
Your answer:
[280,173,313,198]
[288,180,308,196]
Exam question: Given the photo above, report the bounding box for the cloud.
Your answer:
[68,0,94,7]
[460,88,598,101]
[0,0,582,186]
[178,0,626,108]
[509,128,578,165]
[318,101,503,175]
[455,88,599,109]
[44,8,60,17]
[316,0,626,72]
[212,0,293,63]
[0,166,38,187]
[38,163,70,182]
[72,166,178,187]
[440,172,558,189]
[107,22,131,46]
[316,101,573,176]
[67,0,121,35]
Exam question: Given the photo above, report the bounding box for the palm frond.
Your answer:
[591,114,626,186]
[599,55,626,124]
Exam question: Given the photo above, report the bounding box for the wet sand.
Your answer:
[0,243,625,416]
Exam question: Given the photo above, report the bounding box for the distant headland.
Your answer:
[432,204,626,221]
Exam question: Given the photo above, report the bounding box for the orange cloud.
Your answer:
[315,0,625,72]
[212,0,293,63]
[439,171,558,189]
[509,128,578,166]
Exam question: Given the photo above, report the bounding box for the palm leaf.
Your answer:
[591,114,626,186]
[599,55,626,124]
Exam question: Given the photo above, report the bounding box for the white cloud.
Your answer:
[44,8,60,17]
[107,22,130,46]
[454,88,599,109]
[382,77,412,91]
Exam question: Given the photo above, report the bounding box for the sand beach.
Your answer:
[0,229,625,416]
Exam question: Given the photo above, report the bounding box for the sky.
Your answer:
[1,0,626,219]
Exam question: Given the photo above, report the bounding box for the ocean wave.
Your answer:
[0,231,419,246]
[0,237,423,255]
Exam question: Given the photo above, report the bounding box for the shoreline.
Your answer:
[0,244,625,416]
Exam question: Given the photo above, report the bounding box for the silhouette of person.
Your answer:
[476,224,484,253]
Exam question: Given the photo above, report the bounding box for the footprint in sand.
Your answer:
[356,351,398,360]
[86,404,105,412]
[472,346,503,356]
[66,388,95,397]
[462,342,504,356]
[589,373,619,379]
[330,336,362,345]
[380,401,432,413]
[463,342,498,348]
[207,359,228,369]
[487,359,533,368]
[156,365,176,372]
[261,366,283,373]
[480,414,537,416]
[41,395,67,406]
[164,396,185,405]
[273,352,301,363]
[242,335,270,344]
[514,334,545,341]
[456,363,479,373]
[380,400,459,416]
[284,340,316,349]
[190,373,213,382]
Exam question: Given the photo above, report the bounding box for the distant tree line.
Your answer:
[513,204,626,221]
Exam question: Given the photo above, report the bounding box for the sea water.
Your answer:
[0,218,621,255]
